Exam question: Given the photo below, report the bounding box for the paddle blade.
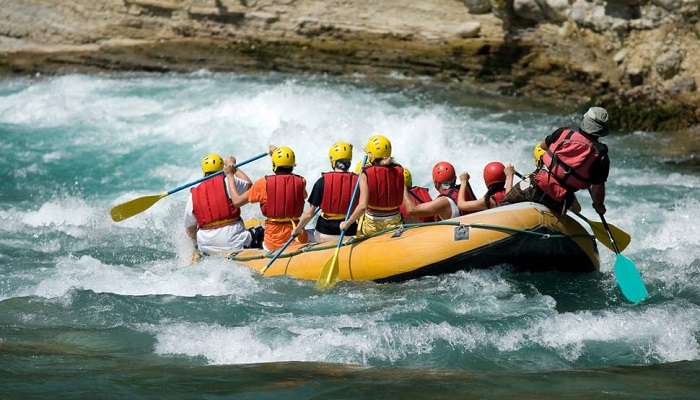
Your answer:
[588,220,631,252]
[614,254,648,304]
[110,193,166,222]
[316,248,341,290]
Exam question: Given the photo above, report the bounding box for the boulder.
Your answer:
[463,0,492,14]
[656,48,683,80]
[542,0,571,21]
[513,0,545,21]
[651,0,683,11]
[454,21,482,38]
[665,75,697,94]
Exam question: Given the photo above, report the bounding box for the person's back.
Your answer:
[293,141,358,242]
[247,146,308,251]
[184,153,252,255]
[340,134,404,236]
[502,106,611,215]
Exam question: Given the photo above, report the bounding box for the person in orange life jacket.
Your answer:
[292,141,359,243]
[399,167,434,223]
[402,161,478,221]
[340,134,405,235]
[456,162,514,213]
[501,106,610,214]
[247,146,309,252]
[184,153,253,255]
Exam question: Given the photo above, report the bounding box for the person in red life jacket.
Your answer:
[456,162,514,213]
[340,134,405,235]
[501,106,611,214]
[184,153,253,255]
[292,141,359,242]
[399,167,434,223]
[247,146,309,252]
[402,161,478,221]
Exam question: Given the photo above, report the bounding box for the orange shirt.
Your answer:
[248,178,309,251]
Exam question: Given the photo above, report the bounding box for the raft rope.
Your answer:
[228,220,595,262]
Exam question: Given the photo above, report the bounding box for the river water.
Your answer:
[0,73,698,399]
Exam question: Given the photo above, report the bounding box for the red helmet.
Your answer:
[432,161,456,185]
[483,161,506,187]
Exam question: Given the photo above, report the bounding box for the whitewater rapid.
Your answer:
[0,73,698,370]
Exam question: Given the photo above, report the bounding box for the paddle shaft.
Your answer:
[262,208,321,274]
[316,155,367,288]
[166,152,268,196]
[598,214,621,254]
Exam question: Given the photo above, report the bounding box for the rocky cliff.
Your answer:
[1,0,699,132]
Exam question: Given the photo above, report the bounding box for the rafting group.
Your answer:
[183,106,612,257]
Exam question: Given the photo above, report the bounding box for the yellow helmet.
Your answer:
[271,146,296,171]
[533,144,546,167]
[328,141,353,169]
[201,153,224,174]
[364,134,392,162]
[403,167,413,188]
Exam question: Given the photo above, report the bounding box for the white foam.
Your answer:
[20,255,260,299]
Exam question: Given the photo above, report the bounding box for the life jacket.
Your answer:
[486,187,506,208]
[440,183,477,216]
[400,186,434,222]
[261,174,306,221]
[319,171,358,220]
[191,175,241,229]
[535,128,603,201]
[364,164,404,213]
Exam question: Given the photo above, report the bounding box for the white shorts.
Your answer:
[197,220,252,255]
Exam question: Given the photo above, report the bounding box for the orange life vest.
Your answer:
[191,175,241,229]
[364,164,404,212]
[320,171,358,220]
[535,128,602,201]
[400,186,434,222]
[262,174,306,220]
[440,183,477,216]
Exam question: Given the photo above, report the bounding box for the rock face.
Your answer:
[0,0,698,132]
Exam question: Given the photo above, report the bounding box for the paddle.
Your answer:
[316,155,367,290]
[261,208,321,275]
[599,213,648,304]
[512,170,630,252]
[110,152,268,222]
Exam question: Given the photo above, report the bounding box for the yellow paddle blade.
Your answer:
[588,220,631,252]
[316,247,341,290]
[110,193,167,222]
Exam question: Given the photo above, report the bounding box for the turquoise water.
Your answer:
[0,73,699,398]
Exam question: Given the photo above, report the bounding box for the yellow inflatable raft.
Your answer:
[230,202,599,282]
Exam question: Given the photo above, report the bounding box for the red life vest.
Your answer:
[262,174,306,220]
[191,175,241,229]
[400,186,434,222]
[488,188,506,208]
[320,171,358,219]
[440,183,477,216]
[535,128,600,201]
[364,164,404,212]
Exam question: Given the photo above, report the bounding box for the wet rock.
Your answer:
[463,0,492,14]
[454,21,482,38]
[656,48,683,79]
